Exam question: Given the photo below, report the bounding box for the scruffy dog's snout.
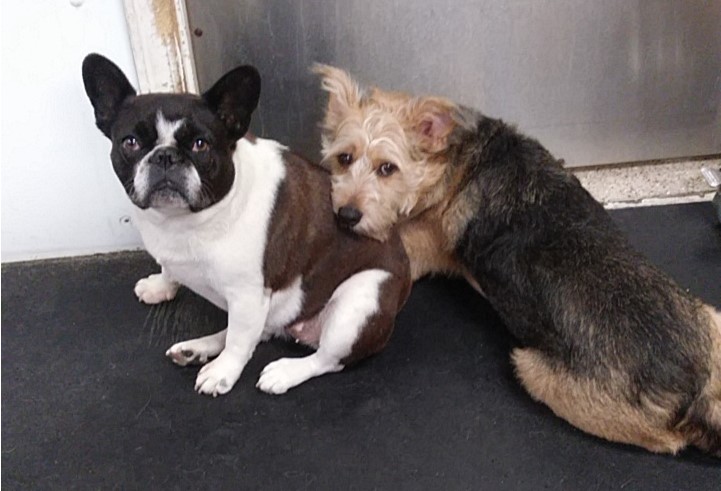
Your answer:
[337,205,363,227]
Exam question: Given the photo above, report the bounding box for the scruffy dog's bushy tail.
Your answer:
[684,399,721,456]
[679,306,721,456]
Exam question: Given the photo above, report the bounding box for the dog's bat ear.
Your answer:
[82,54,137,138]
[203,65,261,142]
[312,63,362,131]
[406,97,458,154]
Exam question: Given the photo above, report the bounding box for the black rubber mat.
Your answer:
[3,203,720,489]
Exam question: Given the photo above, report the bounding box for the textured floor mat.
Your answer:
[2,203,720,489]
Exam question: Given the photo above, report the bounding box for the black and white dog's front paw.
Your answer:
[194,352,244,397]
[134,274,179,304]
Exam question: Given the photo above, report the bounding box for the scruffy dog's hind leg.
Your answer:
[512,347,687,454]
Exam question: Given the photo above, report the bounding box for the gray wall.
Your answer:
[187,0,721,166]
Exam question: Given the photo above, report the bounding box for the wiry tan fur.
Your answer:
[512,348,689,453]
[314,64,469,278]
[514,305,721,454]
[315,64,721,456]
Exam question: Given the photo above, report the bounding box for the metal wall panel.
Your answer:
[186,0,721,166]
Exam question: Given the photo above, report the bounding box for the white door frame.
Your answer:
[123,0,198,94]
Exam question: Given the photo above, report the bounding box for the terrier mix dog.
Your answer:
[82,54,410,397]
[314,64,721,456]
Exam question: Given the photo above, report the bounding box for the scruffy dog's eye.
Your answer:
[377,162,398,177]
[122,136,140,151]
[192,138,209,152]
[337,153,353,166]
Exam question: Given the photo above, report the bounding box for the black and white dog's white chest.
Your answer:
[134,138,294,317]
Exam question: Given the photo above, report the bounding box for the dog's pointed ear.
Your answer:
[406,98,458,154]
[313,63,362,131]
[82,54,137,138]
[203,65,261,142]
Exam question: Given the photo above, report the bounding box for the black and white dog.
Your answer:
[82,54,410,396]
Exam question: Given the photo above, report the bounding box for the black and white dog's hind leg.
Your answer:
[166,329,228,366]
[257,269,402,394]
[163,268,406,396]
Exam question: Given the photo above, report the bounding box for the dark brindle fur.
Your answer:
[315,65,721,455]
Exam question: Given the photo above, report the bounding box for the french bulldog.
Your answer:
[82,54,410,396]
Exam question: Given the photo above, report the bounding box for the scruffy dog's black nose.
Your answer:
[337,206,363,227]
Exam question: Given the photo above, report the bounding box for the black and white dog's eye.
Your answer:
[377,162,398,177]
[192,138,209,152]
[337,153,353,166]
[122,136,140,151]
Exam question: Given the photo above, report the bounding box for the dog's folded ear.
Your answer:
[203,66,261,142]
[82,54,137,138]
[312,63,362,132]
[405,98,458,154]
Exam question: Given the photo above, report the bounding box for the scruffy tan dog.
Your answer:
[313,64,721,456]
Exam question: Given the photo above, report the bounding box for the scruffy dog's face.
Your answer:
[315,65,457,241]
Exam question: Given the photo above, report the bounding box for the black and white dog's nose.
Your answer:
[150,148,182,169]
[337,206,363,227]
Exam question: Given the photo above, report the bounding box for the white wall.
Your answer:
[1,0,143,262]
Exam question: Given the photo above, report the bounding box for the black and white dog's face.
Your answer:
[82,54,260,212]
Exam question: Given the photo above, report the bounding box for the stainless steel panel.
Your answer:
[186,0,721,166]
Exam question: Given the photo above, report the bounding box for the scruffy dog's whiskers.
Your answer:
[314,63,721,457]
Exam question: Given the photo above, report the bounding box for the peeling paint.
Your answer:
[150,0,183,91]
[124,0,197,94]
[151,0,180,42]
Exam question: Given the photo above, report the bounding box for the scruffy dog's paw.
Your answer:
[194,353,243,397]
[134,274,179,304]
[166,342,211,366]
